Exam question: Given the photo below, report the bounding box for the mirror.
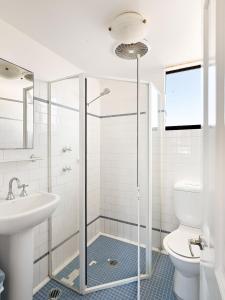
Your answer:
[0,58,34,149]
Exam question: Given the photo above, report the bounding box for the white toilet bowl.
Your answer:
[164,225,201,300]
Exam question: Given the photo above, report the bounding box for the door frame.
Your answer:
[201,0,225,299]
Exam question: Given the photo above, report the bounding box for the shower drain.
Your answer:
[107,258,119,266]
[48,288,62,299]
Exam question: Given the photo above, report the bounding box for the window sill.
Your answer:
[165,125,202,130]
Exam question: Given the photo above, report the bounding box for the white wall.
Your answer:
[0,18,81,81]
[145,67,165,96]
[98,78,150,245]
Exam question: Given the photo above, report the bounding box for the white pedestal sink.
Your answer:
[0,192,59,300]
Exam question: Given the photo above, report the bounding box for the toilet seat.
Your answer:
[164,225,201,260]
[163,226,201,300]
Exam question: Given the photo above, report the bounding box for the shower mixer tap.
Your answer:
[62,166,72,172]
[62,147,72,152]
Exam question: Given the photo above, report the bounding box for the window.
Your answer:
[165,65,202,130]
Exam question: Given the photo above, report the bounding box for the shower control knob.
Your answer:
[62,166,72,172]
[62,147,72,152]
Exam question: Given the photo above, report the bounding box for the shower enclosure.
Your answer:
[47,73,161,296]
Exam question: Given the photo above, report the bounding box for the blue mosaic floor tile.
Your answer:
[153,254,174,282]
[34,279,137,300]
[34,237,176,300]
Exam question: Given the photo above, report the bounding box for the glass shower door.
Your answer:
[139,83,162,299]
[150,84,162,269]
[49,76,81,293]
[85,76,151,292]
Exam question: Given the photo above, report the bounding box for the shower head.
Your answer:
[100,88,111,96]
[114,41,149,60]
[87,88,111,106]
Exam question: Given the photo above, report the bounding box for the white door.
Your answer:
[201,0,225,299]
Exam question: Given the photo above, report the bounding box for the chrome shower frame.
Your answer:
[47,72,153,296]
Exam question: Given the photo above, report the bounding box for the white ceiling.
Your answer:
[0,0,202,80]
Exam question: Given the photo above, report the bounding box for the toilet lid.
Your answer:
[167,229,201,258]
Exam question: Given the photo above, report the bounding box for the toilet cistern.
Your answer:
[163,181,202,300]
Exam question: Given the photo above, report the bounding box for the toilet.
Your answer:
[163,181,202,300]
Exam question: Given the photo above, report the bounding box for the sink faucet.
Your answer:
[6,177,28,200]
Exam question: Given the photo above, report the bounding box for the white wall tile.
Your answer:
[162,129,202,235]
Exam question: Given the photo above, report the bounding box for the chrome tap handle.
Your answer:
[62,166,72,172]
[19,184,29,197]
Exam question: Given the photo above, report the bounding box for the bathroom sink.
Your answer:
[0,192,59,235]
[0,192,59,300]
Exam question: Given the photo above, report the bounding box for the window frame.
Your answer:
[165,64,202,131]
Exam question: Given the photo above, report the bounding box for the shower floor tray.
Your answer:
[54,234,159,290]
